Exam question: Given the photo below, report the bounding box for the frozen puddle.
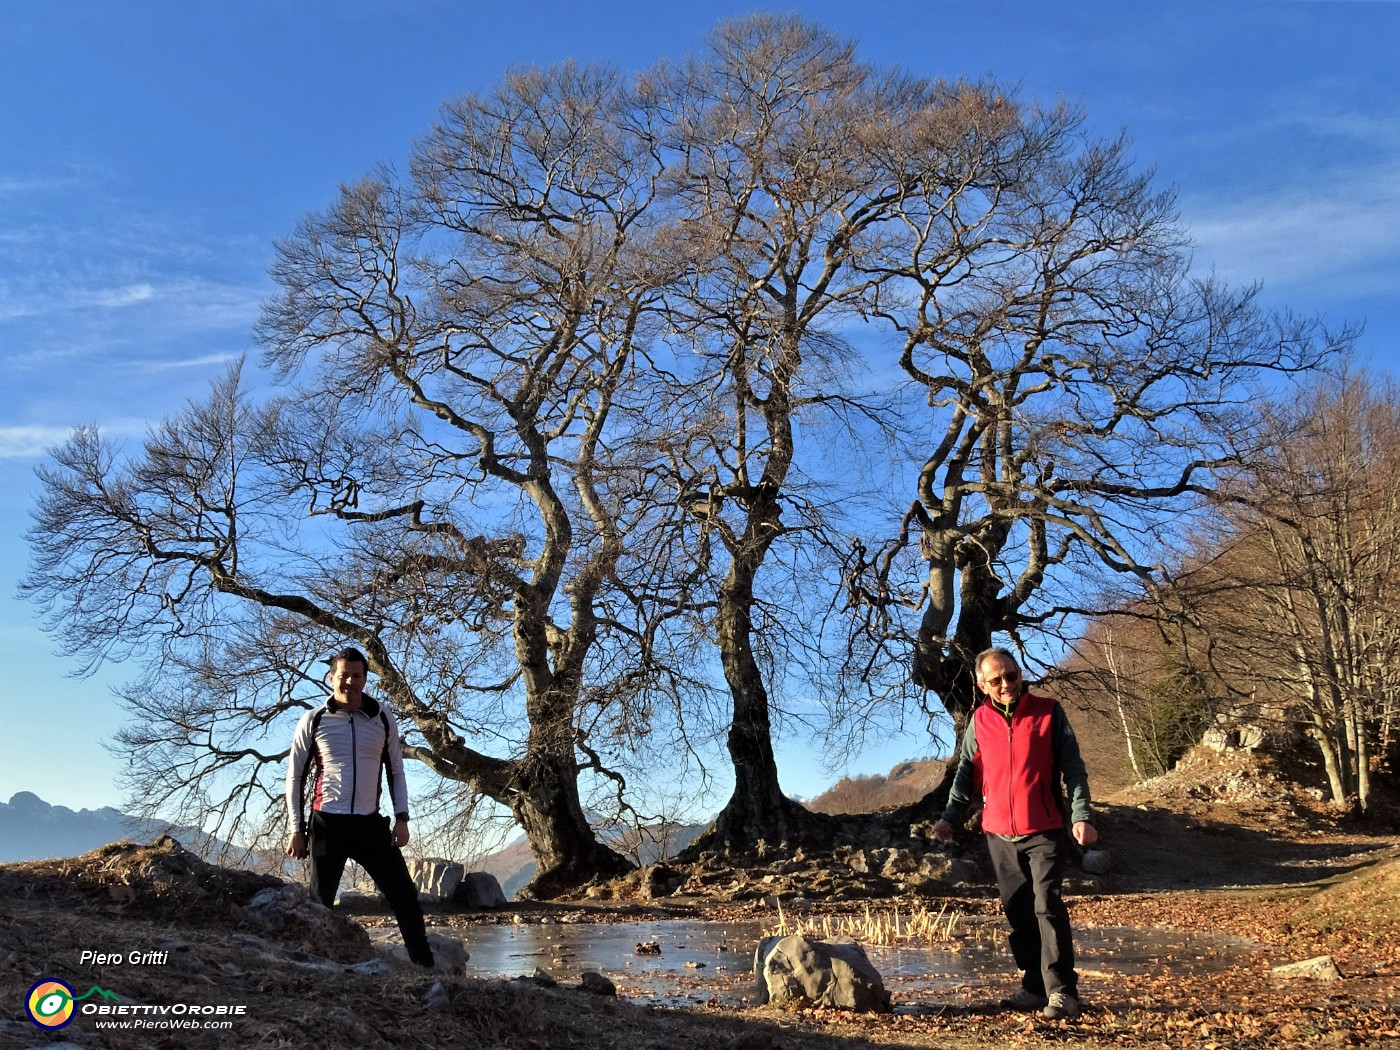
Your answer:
[415,918,1258,1007]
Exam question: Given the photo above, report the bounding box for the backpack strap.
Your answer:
[378,709,396,816]
[296,706,327,834]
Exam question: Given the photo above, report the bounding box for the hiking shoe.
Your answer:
[1042,992,1081,1019]
[1001,987,1049,1011]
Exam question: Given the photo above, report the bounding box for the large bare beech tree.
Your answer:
[648,17,1063,848]
[841,106,1344,733]
[25,62,704,897]
[651,17,911,850]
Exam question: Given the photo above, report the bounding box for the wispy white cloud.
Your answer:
[1,276,264,361]
[0,425,79,459]
[135,352,242,373]
[0,171,88,196]
[1250,91,1400,154]
[0,416,155,459]
[0,279,156,322]
[159,278,267,331]
[86,282,155,309]
[1183,165,1400,296]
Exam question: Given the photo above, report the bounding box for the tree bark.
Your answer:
[510,753,632,899]
[692,553,829,854]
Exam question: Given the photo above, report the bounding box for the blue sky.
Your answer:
[2,1,1397,814]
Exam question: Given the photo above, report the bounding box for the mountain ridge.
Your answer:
[0,791,224,864]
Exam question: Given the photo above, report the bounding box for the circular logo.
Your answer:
[26,978,76,1029]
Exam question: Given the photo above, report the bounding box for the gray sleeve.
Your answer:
[940,720,981,825]
[285,711,316,835]
[1053,703,1093,825]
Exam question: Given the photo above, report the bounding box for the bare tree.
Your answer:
[25,61,705,896]
[842,101,1345,737]
[1163,370,1400,811]
[1063,622,1151,782]
[647,16,1019,849]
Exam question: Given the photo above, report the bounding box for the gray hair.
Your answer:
[974,646,1019,676]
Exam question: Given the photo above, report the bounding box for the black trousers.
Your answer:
[308,811,433,964]
[985,830,1078,999]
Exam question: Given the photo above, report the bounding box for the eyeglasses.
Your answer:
[981,671,1021,687]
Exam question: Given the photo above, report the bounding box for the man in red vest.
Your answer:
[934,646,1098,1020]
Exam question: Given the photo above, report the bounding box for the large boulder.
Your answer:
[753,935,889,1012]
[454,871,507,908]
[410,858,464,902]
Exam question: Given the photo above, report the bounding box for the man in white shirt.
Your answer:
[286,646,434,967]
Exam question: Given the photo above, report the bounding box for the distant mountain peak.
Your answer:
[0,792,225,865]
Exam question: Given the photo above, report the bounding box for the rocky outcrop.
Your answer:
[579,837,1005,903]
[244,883,372,957]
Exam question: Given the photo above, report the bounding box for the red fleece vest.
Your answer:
[972,691,1064,836]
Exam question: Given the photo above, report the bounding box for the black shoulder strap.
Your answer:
[298,707,327,832]
[379,709,395,806]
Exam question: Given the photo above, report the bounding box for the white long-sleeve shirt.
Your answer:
[286,695,411,834]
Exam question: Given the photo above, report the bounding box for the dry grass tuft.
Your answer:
[766,899,964,947]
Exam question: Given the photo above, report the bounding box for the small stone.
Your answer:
[421,980,452,1011]
[579,970,616,996]
[1271,955,1343,981]
[1081,849,1112,876]
[426,932,470,972]
[348,958,394,976]
[881,848,919,877]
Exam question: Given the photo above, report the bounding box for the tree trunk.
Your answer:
[510,752,633,899]
[1349,689,1372,813]
[1309,719,1353,812]
[692,561,827,854]
[1102,628,1145,781]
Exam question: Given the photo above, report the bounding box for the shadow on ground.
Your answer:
[1094,799,1391,891]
